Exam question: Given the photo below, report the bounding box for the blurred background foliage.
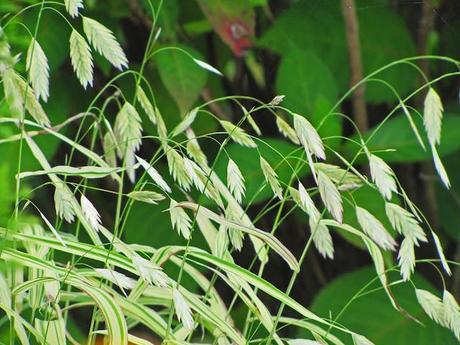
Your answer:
[1,0,460,343]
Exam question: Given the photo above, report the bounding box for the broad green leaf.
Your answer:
[250,0,267,5]
[344,115,460,163]
[155,45,207,114]
[308,267,456,344]
[260,0,417,103]
[157,0,178,40]
[276,47,341,140]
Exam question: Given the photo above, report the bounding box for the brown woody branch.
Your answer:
[341,0,368,133]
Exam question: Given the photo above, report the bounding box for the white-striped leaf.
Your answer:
[177,202,299,271]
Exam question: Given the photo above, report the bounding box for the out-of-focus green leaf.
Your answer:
[155,45,207,114]
[25,12,70,70]
[276,47,341,140]
[308,266,457,344]
[250,0,267,6]
[214,138,306,205]
[124,198,179,248]
[157,0,178,40]
[344,114,460,163]
[437,152,460,240]
[260,0,417,103]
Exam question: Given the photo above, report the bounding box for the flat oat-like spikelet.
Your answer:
[82,16,128,70]
[114,102,142,154]
[80,195,102,232]
[423,87,443,146]
[135,155,171,193]
[170,199,192,239]
[220,120,257,148]
[26,39,49,102]
[368,153,397,200]
[227,158,245,203]
[356,206,396,251]
[64,0,83,17]
[317,170,343,223]
[260,157,283,199]
[69,30,93,89]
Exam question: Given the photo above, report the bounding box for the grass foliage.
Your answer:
[0,1,459,344]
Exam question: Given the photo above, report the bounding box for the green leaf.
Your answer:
[157,0,178,40]
[436,152,460,240]
[25,12,70,70]
[155,45,207,114]
[124,198,182,247]
[308,267,457,344]
[344,114,460,163]
[260,0,417,103]
[276,47,341,140]
[214,138,306,205]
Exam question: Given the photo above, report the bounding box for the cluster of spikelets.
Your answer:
[0,0,459,344]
